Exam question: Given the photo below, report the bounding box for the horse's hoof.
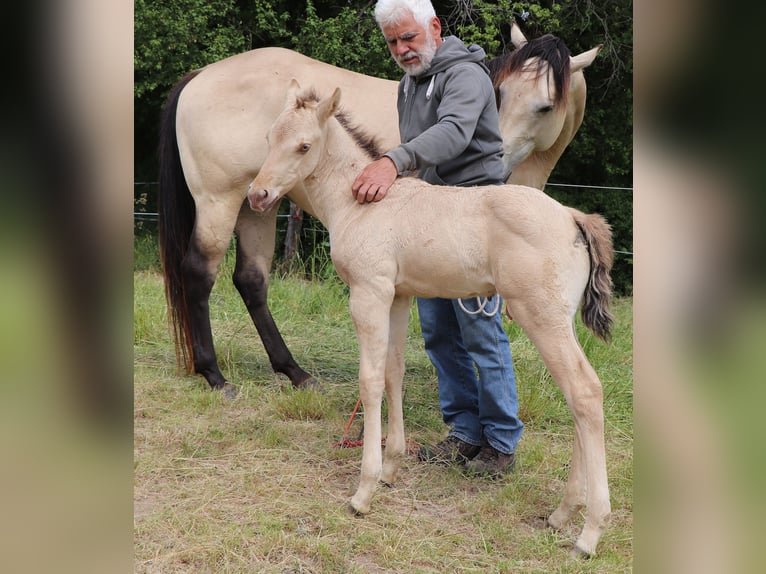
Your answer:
[570,544,593,559]
[215,382,238,400]
[295,376,323,392]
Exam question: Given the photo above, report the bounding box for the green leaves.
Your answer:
[290,1,399,79]
[135,0,249,99]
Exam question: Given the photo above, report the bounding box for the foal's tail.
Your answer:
[570,209,615,342]
[157,70,201,374]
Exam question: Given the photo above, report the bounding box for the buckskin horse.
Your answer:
[157,24,601,395]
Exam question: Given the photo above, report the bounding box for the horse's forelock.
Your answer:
[490,34,572,108]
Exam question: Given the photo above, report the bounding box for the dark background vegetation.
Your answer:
[135,0,632,293]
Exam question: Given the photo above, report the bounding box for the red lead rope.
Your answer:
[333,397,421,455]
[334,397,364,448]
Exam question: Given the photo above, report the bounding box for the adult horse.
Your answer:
[158,24,601,394]
[247,80,614,557]
[492,25,601,189]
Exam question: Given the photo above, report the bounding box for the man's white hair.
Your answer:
[374,0,437,31]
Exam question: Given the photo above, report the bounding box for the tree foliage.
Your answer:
[134,0,632,293]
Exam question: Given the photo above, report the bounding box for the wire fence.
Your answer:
[134,180,634,257]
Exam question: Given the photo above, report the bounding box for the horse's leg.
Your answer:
[509,302,610,557]
[233,205,317,388]
[183,198,241,395]
[380,295,410,486]
[348,284,394,515]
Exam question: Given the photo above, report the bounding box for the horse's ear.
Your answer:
[570,45,602,73]
[510,22,528,48]
[318,87,342,121]
[285,78,302,108]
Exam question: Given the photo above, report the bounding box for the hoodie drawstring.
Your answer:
[404,75,436,102]
[426,75,435,100]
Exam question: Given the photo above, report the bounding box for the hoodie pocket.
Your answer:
[428,166,447,186]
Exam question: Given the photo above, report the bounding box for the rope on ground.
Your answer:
[334,397,364,448]
[333,396,421,455]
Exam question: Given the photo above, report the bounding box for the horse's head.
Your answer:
[492,23,601,182]
[248,78,341,212]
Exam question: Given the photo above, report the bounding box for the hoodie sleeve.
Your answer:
[385,63,494,174]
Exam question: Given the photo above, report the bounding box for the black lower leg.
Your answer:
[182,246,228,390]
[233,239,317,388]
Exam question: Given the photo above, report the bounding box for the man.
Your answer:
[352,0,524,477]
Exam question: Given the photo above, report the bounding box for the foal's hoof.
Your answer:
[348,502,370,517]
[214,382,239,400]
[348,497,370,516]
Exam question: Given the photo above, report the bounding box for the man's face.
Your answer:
[382,13,441,76]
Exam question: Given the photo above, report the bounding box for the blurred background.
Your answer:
[0,0,764,572]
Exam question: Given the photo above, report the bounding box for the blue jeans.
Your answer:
[417,296,523,455]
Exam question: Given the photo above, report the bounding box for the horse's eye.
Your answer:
[299,143,311,153]
[538,105,554,114]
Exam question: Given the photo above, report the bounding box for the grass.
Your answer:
[134,238,633,573]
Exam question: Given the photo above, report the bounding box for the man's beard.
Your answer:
[396,33,438,76]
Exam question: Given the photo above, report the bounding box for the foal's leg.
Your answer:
[380,295,411,486]
[348,285,394,515]
[547,424,587,528]
[182,196,241,394]
[233,206,317,388]
[511,304,610,556]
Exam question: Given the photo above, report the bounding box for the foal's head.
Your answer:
[247,79,381,213]
[247,80,340,212]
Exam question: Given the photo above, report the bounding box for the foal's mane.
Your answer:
[292,89,382,160]
[335,112,382,160]
[486,33,572,109]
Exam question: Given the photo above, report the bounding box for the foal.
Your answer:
[248,80,614,557]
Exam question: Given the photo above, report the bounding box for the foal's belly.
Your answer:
[393,259,497,299]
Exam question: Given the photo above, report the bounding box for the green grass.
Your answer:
[134,237,633,573]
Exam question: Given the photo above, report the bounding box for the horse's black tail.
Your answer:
[570,209,615,342]
[158,70,201,374]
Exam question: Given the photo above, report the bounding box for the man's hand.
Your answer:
[351,157,398,203]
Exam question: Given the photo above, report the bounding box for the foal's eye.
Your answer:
[298,143,311,153]
[537,105,554,114]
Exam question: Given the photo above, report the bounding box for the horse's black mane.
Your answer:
[486,33,571,108]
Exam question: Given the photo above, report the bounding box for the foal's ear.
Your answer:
[285,78,302,108]
[570,45,602,73]
[318,87,342,121]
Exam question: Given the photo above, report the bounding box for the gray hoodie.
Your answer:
[384,35,504,187]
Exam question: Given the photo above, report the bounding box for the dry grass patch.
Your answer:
[135,270,632,572]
